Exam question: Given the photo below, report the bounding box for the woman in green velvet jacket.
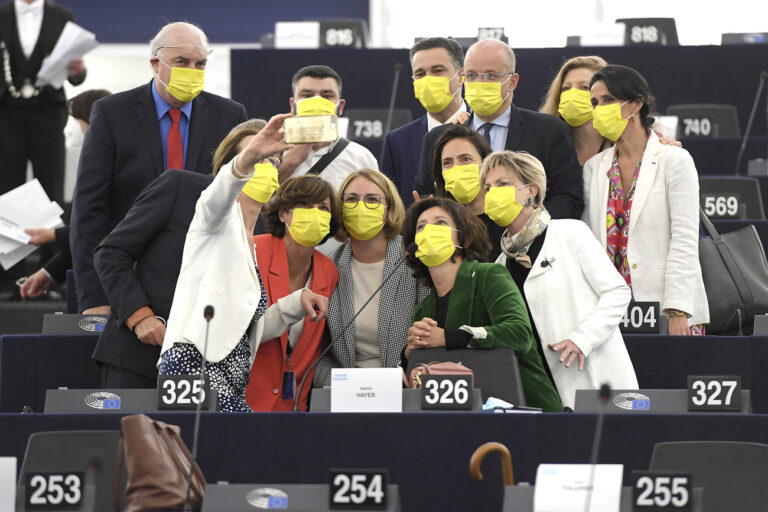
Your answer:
[401,197,562,412]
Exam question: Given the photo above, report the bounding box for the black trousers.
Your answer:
[100,363,158,389]
[0,102,67,205]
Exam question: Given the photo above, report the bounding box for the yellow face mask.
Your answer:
[157,60,205,103]
[342,202,387,241]
[484,186,529,227]
[414,224,460,267]
[413,73,459,113]
[464,75,512,116]
[296,96,338,116]
[592,100,634,142]
[558,88,593,127]
[242,163,279,203]
[287,207,331,247]
[443,164,481,204]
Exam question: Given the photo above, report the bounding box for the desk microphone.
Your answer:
[583,383,611,512]
[735,70,767,175]
[82,454,101,512]
[384,63,403,135]
[184,305,213,511]
[293,242,418,412]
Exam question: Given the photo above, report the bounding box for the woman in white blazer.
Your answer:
[481,150,638,409]
[583,65,708,335]
[159,114,330,412]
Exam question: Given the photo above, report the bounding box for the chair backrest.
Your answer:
[343,108,413,141]
[16,431,122,512]
[699,176,765,219]
[667,104,740,138]
[406,347,525,405]
[616,18,679,46]
[649,441,768,512]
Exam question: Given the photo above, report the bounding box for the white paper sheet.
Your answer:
[0,457,16,511]
[36,21,98,88]
[0,180,64,269]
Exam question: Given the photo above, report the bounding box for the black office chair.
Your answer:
[649,441,768,512]
[406,347,525,405]
[616,17,679,46]
[699,176,765,219]
[16,430,122,511]
[667,104,740,138]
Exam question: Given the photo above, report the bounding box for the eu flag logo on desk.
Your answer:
[632,399,650,410]
[268,496,287,508]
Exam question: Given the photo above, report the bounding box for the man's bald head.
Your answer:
[465,39,516,73]
[149,22,208,57]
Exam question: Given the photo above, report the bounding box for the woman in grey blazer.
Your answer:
[313,169,425,387]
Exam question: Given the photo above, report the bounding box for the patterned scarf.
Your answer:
[500,208,551,268]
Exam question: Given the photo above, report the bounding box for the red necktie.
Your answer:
[166,108,184,170]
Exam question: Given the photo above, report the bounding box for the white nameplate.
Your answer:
[274,21,320,49]
[533,463,623,512]
[331,368,402,413]
[0,457,16,510]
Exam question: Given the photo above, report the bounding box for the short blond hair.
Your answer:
[336,168,405,240]
[479,151,547,208]
[539,55,607,117]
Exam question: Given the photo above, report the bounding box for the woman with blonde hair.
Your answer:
[313,168,424,387]
[481,150,637,409]
[540,56,609,165]
[159,114,330,411]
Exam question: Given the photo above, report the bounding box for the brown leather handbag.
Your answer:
[114,414,205,512]
[404,361,475,388]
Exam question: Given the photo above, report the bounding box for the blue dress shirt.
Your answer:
[471,104,511,152]
[151,79,192,169]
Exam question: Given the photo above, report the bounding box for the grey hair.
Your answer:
[149,22,208,57]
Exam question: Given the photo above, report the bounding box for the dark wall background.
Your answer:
[56,0,368,43]
[232,45,768,137]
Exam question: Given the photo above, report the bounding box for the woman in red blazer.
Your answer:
[246,175,342,411]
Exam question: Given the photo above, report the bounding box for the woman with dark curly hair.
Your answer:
[401,196,561,411]
[246,175,342,411]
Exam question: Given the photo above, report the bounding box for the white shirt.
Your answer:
[15,0,44,59]
[289,138,379,190]
[350,257,385,368]
[426,101,468,132]
[471,104,511,152]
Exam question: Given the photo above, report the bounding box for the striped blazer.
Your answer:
[313,235,426,387]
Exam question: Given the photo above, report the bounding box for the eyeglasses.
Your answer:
[261,156,281,168]
[462,71,515,82]
[342,194,387,209]
[155,44,213,57]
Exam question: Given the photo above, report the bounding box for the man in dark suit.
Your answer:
[70,21,246,315]
[380,37,466,208]
[0,0,86,205]
[92,170,213,388]
[414,39,583,220]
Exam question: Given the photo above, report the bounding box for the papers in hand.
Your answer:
[36,21,98,89]
[0,179,64,270]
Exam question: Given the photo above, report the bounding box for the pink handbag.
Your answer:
[403,361,475,388]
